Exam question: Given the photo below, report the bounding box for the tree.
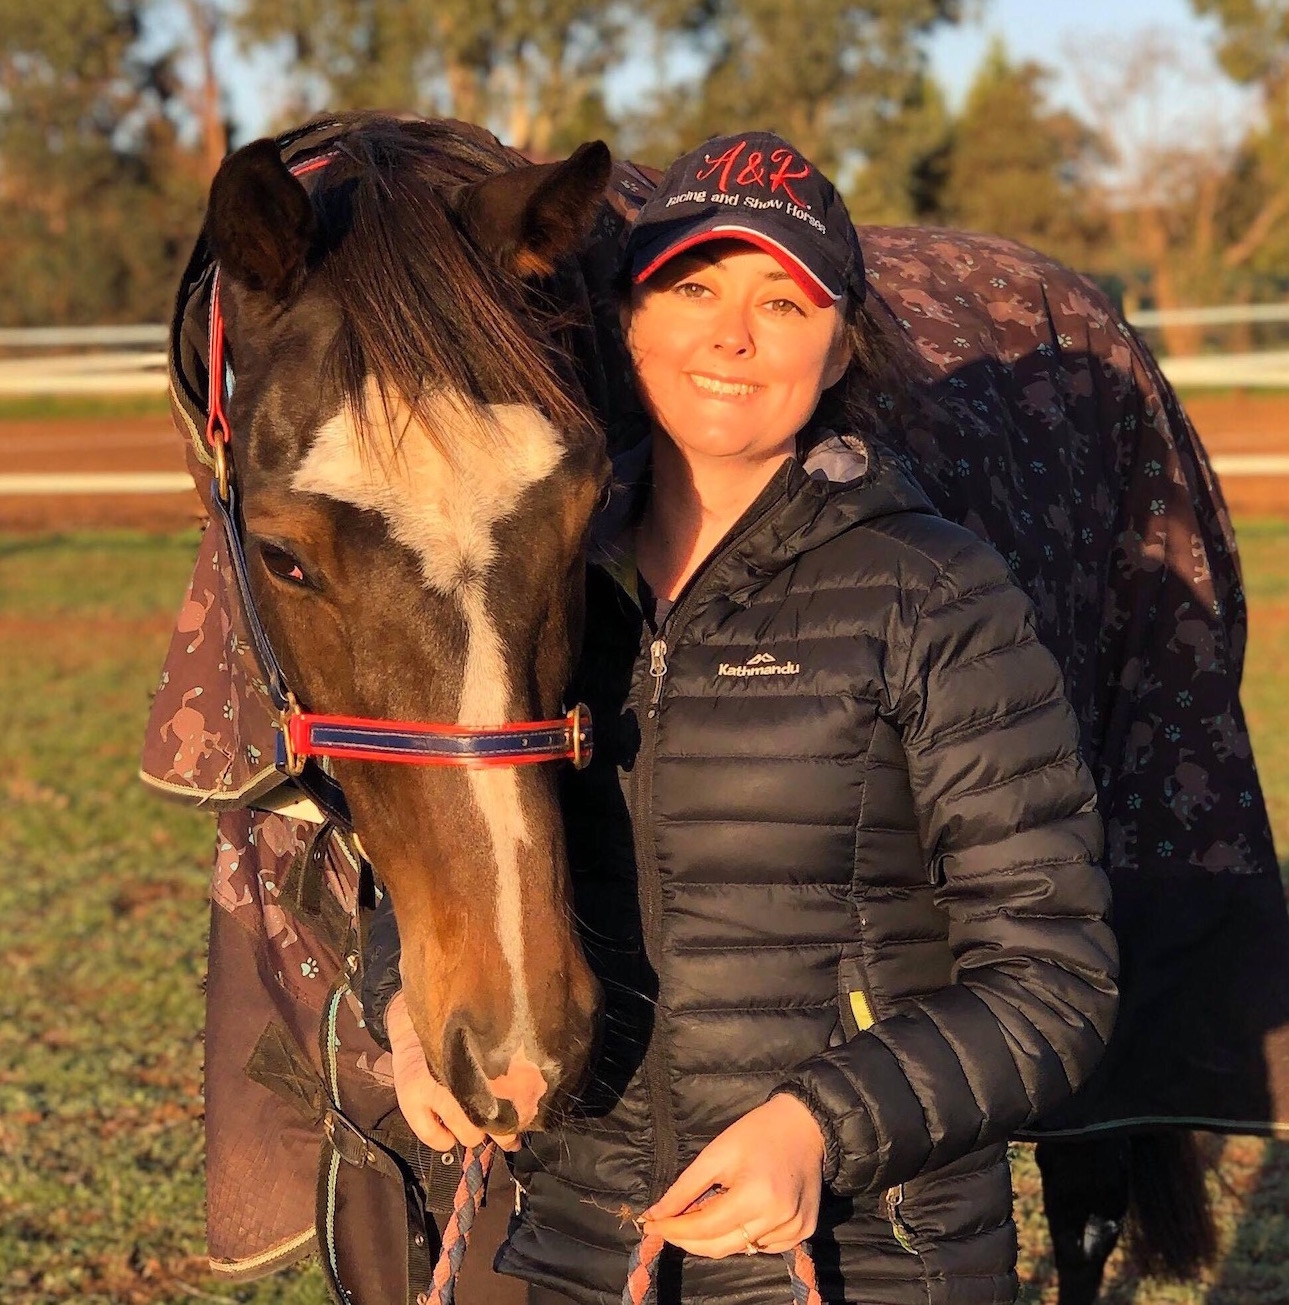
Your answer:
[0,0,220,323]
[1191,0,1289,284]
[939,39,1107,266]
[835,69,953,226]
[618,0,962,179]
[1063,26,1256,351]
[235,0,628,156]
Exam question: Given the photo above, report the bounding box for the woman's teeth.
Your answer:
[691,375,757,397]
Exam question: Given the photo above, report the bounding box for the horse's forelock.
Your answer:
[309,120,596,460]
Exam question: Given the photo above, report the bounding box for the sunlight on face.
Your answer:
[626,242,851,471]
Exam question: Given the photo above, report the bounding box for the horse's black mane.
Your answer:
[305,114,598,454]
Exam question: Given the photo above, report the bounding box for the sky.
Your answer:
[931,0,1254,129]
[222,0,1259,155]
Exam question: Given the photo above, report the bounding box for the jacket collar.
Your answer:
[591,429,936,602]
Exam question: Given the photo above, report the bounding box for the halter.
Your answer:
[203,152,592,818]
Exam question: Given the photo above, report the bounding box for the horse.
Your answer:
[142,112,1289,1305]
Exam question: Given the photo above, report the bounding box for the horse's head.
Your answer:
[203,118,612,1133]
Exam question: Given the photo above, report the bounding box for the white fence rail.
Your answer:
[1,308,1288,394]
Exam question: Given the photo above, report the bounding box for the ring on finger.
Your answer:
[739,1223,759,1256]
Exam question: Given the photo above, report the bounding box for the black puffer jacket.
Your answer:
[366,434,1118,1305]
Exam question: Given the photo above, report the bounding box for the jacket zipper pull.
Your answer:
[885,1184,917,1254]
[648,639,669,713]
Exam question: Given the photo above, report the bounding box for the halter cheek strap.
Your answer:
[203,151,593,813]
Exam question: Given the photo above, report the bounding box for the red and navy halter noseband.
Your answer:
[203,152,592,823]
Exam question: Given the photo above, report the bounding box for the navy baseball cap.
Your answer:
[626,131,865,307]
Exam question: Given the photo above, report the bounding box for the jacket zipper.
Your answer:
[633,633,672,1200]
[628,480,789,1203]
[648,638,668,707]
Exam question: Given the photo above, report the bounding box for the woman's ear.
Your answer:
[822,323,852,390]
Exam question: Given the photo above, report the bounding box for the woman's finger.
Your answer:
[402,1101,459,1151]
[641,1147,727,1222]
[644,1194,749,1247]
[659,1219,776,1261]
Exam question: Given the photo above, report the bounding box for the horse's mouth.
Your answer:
[447,1025,551,1134]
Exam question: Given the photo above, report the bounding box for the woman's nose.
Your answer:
[710,304,754,354]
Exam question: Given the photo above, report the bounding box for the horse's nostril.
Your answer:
[483,1049,549,1129]
[444,1018,550,1131]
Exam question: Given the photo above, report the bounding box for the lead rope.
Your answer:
[425,1142,497,1305]
[424,1141,824,1305]
[621,1229,823,1305]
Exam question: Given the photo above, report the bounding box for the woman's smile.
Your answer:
[688,372,762,399]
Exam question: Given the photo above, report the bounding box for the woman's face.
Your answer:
[626,241,850,469]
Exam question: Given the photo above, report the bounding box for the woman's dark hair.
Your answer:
[809,291,929,447]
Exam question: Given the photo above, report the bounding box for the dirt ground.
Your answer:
[0,392,1286,531]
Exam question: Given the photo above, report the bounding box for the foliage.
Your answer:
[4,0,1289,325]
[235,0,629,155]
[830,69,952,226]
[0,0,218,326]
[623,0,961,177]
[937,39,1108,266]
[1191,0,1289,295]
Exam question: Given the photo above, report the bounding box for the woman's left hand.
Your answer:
[640,1093,825,1258]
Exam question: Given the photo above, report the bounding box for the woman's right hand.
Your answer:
[387,991,497,1151]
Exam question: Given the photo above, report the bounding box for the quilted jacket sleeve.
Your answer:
[780,535,1118,1195]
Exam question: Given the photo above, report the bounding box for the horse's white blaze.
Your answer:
[293,386,563,1082]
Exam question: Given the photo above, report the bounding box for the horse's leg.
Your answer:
[1035,1137,1131,1305]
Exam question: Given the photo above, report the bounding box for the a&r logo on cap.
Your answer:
[626,130,866,308]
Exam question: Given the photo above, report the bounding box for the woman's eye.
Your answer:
[764,297,805,316]
[261,543,309,586]
[673,280,711,299]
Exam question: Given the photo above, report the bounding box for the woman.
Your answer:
[365,131,1119,1304]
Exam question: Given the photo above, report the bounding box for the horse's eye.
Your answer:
[260,542,309,586]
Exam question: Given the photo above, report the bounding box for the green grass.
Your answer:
[5,522,1289,1304]
[0,394,171,422]
[0,531,323,1304]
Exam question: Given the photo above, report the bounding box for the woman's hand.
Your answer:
[386,991,519,1152]
[640,1094,825,1258]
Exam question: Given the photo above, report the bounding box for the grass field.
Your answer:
[4,525,1289,1305]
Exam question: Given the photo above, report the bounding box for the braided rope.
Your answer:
[622,1230,666,1305]
[426,1141,497,1305]
[618,1225,823,1305]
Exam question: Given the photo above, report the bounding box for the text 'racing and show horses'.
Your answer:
[141,113,1289,1305]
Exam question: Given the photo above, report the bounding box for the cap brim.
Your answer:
[632,226,840,309]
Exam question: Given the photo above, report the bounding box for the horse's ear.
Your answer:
[205,139,317,299]
[453,141,612,280]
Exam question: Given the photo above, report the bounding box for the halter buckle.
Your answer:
[280,691,306,777]
[569,702,592,770]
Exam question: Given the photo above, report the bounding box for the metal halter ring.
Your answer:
[569,702,592,770]
[212,439,230,504]
[280,691,305,777]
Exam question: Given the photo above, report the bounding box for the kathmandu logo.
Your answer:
[717,651,801,678]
